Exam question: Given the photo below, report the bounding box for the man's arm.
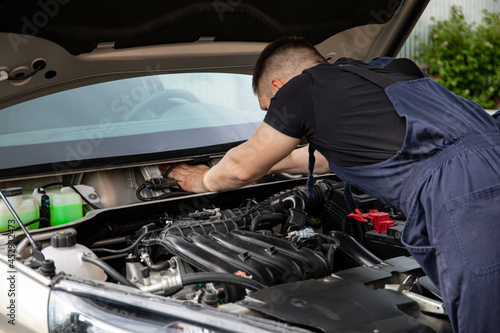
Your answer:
[268,146,331,174]
[167,122,301,193]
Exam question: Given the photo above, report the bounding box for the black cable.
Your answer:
[238,199,261,218]
[178,272,266,293]
[162,164,185,191]
[136,183,190,201]
[162,164,179,178]
[7,61,45,81]
[40,182,99,209]
[136,184,150,201]
[81,254,138,289]
[0,217,50,234]
[92,231,154,254]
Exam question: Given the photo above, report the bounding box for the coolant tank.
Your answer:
[32,189,83,226]
[0,187,40,232]
[42,230,107,281]
[49,191,83,226]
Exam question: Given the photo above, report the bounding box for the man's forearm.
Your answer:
[268,146,331,174]
[167,123,302,193]
[267,153,305,174]
[203,146,263,192]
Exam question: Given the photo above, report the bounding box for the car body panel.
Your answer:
[0,254,51,333]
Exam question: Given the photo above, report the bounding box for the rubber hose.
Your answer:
[281,195,306,211]
[92,231,153,254]
[180,272,266,291]
[81,254,138,289]
[269,184,326,213]
[326,231,382,267]
[142,255,172,272]
[250,213,284,232]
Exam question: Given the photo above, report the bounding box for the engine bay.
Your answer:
[0,166,451,332]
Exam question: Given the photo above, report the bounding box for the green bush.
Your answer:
[416,6,500,109]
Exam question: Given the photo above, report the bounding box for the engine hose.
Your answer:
[268,184,327,213]
[180,272,266,291]
[325,231,382,267]
[92,231,153,254]
[326,245,336,272]
[81,254,138,289]
[146,259,172,272]
[281,195,306,211]
[250,213,284,232]
[322,242,339,272]
[141,252,172,272]
[221,207,268,228]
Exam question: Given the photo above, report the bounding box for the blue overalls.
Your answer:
[309,58,500,332]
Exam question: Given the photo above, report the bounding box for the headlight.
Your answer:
[49,291,175,332]
[48,289,234,333]
[48,277,309,333]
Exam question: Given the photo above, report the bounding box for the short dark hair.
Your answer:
[252,36,326,95]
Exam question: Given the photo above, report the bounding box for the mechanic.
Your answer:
[164,37,500,332]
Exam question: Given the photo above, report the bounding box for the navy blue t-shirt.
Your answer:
[263,58,417,167]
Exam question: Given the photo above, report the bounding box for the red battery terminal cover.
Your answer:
[348,209,395,233]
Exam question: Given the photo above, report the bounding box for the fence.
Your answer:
[399,0,500,61]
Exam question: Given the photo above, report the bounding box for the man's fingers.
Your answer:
[162,163,210,193]
[159,163,190,178]
[169,165,189,178]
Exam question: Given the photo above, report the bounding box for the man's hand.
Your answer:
[159,123,301,194]
[160,163,210,193]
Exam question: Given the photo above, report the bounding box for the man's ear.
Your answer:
[270,78,285,92]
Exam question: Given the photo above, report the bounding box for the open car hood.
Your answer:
[0,0,428,108]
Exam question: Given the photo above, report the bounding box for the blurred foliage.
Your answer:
[416,6,500,109]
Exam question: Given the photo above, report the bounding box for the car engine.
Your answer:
[1,169,451,332]
[118,181,370,299]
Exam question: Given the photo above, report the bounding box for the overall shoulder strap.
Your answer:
[342,65,396,89]
[385,58,426,78]
[343,58,426,89]
[369,57,426,78]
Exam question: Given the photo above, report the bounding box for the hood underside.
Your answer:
[2,0,413,55]
[0,0,428,108]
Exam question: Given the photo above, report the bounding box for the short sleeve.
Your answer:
[263,73,314,139]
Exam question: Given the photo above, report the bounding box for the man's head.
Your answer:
[253,36,326,110]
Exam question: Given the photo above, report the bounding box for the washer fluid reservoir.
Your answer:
[0,187,39,232]
[42,230,107,281]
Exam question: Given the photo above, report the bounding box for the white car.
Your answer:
[0,1,451,332]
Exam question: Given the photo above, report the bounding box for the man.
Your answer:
[165,37,500,332]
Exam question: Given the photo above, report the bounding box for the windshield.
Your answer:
[0,73,264,175]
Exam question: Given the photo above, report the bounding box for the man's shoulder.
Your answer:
[303,58,364,76]
[299,59,358,86]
